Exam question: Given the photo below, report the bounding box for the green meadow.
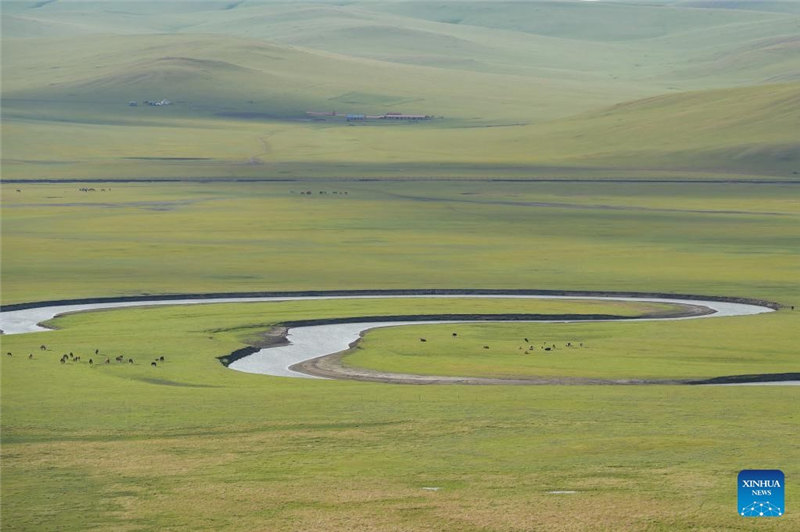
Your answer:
[2,180,798,304]
[2,179,799,530]
[2,1,800,530]
[347,312,800,380]
[1,299,799,530]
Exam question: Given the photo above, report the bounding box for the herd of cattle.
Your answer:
[5,345,166,367]
[418,333,585,354]
[6,335,589,369]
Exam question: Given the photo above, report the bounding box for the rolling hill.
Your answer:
[2,0,799,179]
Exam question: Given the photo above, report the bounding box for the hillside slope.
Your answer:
[1,1,798,179]
[3,82,797,179]
[517,82,800,174]
[1,32,631,125]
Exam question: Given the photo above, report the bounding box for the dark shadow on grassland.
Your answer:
[131,377,220,388]
[688,373,800,385]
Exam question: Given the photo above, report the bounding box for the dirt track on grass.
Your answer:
[293,346,800,386]
[293,349,691,386]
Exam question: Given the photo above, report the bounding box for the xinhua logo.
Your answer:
[738,470,784,517]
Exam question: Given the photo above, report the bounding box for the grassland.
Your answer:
[2,1,800,530]
[345,311,799,380]
[2,178,799,529]
[1,298,798,530]
[2,181,798,305]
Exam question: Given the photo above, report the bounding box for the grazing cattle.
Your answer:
[524,338,529,343]
[159,356,164,362]
[452,333,458,337]
[128,358,134,364]
[524,351,529,354]
[105,358,110,364]
[89,359,93,365]
[544,347,551,351]
[115,355,124,363]
[419,338,427,342]
[483,345,490,349]
[95,349,99,355]
[28,353,33,359]
[566,342,572,347]
[60,357,66,364]
[74,356,80,362]
[151,362,157,367]
[5,352,11,357]
[40,345,47,351]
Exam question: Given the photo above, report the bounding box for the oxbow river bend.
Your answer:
[3,292,794,385]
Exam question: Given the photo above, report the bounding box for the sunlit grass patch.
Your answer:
[345,311,799,380]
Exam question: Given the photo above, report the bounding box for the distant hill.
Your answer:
[0,32,644,124]
[513,82,800,175]
[2,0,798,179]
